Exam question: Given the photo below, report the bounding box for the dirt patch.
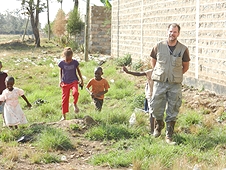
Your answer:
[182,85,226,124]
[1,117,130,170]
[0,39,34,50]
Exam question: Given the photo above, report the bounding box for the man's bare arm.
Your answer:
[182,62,189,74]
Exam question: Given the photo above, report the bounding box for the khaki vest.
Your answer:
[151,41,187,83]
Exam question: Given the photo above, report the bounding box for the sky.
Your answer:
[0,0,104,28]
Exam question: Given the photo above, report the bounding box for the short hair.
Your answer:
[94,66,103,73]
[63,47,73,58]
[5,76,15,83]
[168,23,181,32]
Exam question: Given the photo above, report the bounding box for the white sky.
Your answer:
[0,0,104,28]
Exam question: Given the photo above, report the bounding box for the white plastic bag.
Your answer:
[129,112,136,126]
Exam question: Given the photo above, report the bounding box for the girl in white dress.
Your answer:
[0,76,32,129]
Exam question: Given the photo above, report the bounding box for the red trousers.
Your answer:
[61,81,79,114]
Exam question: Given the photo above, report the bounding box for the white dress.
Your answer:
[0,87,28,126]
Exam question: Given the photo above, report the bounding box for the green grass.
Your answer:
[30,152,60,164]
[85,124,140,141]
[35,127,74,151]
[0,38,226,169]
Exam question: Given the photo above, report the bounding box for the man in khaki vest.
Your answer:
[150,23,190,145]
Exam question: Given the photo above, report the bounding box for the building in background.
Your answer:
[111,0,226,95]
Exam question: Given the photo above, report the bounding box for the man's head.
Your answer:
[167,23,180,43]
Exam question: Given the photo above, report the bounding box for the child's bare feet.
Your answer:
[60,115,66,121]
[74,105,79,113]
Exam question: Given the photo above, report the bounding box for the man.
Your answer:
[150,23,190,145]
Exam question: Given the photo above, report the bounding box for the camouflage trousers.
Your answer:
[149,81,182,122]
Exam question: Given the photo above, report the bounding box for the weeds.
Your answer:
[0,38,226,169]
[35,127,73,151]
[30,152,60,164]
[85,124,139,141]
[132,60,143,71]
[115,53,132,66]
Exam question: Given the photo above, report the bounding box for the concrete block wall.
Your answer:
[89,6,111,54]
[111,0,226,95]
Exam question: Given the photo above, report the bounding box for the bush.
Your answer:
[132,60,143,71]
[115,54,132,66]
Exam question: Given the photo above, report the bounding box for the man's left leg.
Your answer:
[165,83,182,145]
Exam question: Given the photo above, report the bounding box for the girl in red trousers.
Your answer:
[58,47,83,121]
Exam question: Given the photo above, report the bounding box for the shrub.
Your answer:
[115,54,132,66]
[132,60,143,71]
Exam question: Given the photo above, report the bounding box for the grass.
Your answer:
[35,127,74,151]
[0,37,226,169]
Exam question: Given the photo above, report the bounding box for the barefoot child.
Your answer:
[0,76,32,129]
[86,67,110,111]
[123,66,155,134]
[58,47,84,121]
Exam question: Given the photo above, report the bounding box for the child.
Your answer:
[123,66,155,134]
[86,67,110,111]
[0,76,32,129]
[0,61,8,125]
[58,47,84,121]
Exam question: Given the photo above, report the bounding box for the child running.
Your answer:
[0,76,32,129]
[58,47,84,121]
[86,67,110,111]
[123,66,155,134]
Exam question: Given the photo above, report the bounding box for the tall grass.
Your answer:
[35,127,73,151]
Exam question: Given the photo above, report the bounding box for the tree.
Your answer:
[46,0,50,41]
[22,16,30,42]
[21,0,46,47]
[52,9,66,37]
[43,21,53,38]
[73,0,78,9]
[100,0,111,9]
[0,11,33,35]
[66,9,84,37]
[57,0,63,9]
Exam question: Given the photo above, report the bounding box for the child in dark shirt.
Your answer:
[0,61,8,125]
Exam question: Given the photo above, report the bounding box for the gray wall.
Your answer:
[111,0,226,95]
[89,6,111,54]
[75,6,111,55]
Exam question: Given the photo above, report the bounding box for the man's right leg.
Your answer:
[150,81,167,137]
